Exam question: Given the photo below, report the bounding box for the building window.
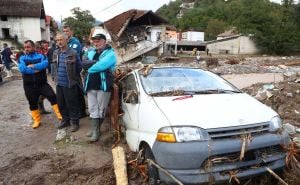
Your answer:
[0,15,8,21]
[2,28,10,39]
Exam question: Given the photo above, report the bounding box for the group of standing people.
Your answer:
[18,25,117,142]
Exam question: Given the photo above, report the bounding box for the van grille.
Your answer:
[206,122,270,139]
[202,145,283,166]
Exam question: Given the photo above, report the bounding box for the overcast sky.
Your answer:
[43,0,284,22]
[43,0,173,22]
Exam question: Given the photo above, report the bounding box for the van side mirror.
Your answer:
[124,90,138,104]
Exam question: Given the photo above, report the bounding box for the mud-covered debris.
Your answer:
[284,71,298,82]
[283,123,297,135]
[254,88,273,101]
[56,128,67,141]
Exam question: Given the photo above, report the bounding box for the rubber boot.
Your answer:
[89,118,100,142]
[31,110,41,129]
[57,119,70,129]
[51,104,62,120]
[38,96,51,114]
[70,120,79,132]
[5,70,12,78]
[86,121,93,137]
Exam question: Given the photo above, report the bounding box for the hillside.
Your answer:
[156,0,300,55]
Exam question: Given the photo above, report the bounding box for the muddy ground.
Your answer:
[0,56,300,185]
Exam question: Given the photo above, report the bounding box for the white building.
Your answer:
[207,35,259,55]
[181,31,204,42]
[0,0,50,47]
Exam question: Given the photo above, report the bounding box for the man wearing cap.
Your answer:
[83,33,116,142]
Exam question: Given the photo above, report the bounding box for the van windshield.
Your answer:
[139,67,240,96]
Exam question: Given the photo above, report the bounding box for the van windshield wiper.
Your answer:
[149,90,195,97]
[192,89,241,94]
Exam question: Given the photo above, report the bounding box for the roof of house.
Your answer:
[0,0,45,17]
[206,35,241,45]
[217,28,239,37]
[104,9,168,39]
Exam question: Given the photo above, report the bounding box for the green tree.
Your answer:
[205,19,228,40]
[157,0,300,55]
[63,7,95,42]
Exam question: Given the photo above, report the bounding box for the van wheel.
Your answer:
[140,145,160,185]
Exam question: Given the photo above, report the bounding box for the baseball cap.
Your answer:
[91,33,106,40]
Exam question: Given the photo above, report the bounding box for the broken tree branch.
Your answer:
[265,167,288,185]
[147,159,183,185]
[240,135,247,161]
[112,146,128,185]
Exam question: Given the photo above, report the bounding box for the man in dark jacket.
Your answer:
[63,25,87,118]
[1,43,13,77]
[52,32,82,132]
[18,40,62,129]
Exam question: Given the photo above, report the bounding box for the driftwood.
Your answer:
[112,146,128,185]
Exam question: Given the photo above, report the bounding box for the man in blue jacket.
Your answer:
[19,40,62,129]
[83,33,116,142]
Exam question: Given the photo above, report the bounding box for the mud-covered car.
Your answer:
[119,66,290,184]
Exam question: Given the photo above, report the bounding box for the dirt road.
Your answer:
[0,70,297,184]
[0,78,115,184]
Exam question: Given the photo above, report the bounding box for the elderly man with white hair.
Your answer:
[52,32,82,132]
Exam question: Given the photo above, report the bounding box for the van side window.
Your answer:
[122,74,138,103]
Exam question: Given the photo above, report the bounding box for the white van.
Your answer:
[119,66,290,184]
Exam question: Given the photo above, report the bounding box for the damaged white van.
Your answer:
[119,66,290,184]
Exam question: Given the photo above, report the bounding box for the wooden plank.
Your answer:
[112,146,128,185]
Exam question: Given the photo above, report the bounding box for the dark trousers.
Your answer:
[3,60,11,70]
[24,83,57,110]
[78,88,86,116]
[56,85,80,121]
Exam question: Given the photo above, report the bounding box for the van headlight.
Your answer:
[156,126,210,143]
[269,116,283,132]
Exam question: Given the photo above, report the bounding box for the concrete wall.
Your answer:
[21,17,42,42]
[207,36,258,55]
[0,16,43,44]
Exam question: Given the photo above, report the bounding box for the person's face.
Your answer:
[43,42,49,49]
[24,42,35,53]
[55,35,67,48]
[63,27,72,39]
[92,39,106,50]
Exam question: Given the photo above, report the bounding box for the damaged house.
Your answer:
[0,0,50,47]
[103,9,169,63]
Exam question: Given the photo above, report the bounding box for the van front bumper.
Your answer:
[152,131,290,184]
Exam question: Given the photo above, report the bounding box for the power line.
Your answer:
[93,0,123,15]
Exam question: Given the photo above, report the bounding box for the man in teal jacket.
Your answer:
[82,33,116,142]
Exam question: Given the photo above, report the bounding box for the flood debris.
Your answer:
[240,134,253,161]
[266,167,288,185]
[284,141,300,171]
